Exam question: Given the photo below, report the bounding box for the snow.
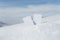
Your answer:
[32,14,42,25]
[44,14,60,24]
[0,14,60,40]
[23,16,34,25]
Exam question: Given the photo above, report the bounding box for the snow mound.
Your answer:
[32,14,43,25]
[0,14,60,40]
[23,16,34,25]
[23,14,43,25]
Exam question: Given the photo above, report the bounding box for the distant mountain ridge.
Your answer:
[0,21,7,27]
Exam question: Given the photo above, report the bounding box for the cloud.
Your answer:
[0,4,60,25]
[0,4,60,17]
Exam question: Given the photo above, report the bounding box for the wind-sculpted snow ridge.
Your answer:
[0,14,60,40]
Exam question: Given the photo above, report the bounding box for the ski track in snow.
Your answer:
[0,14,60,40]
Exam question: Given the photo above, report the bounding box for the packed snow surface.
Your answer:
[0,14,60,40]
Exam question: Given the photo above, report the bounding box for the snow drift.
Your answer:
[0,14,60,40]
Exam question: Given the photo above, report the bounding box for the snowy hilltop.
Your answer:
[0,14,60,40]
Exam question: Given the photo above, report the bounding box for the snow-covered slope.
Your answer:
[0,14,60,40]
[44,14,60,24]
